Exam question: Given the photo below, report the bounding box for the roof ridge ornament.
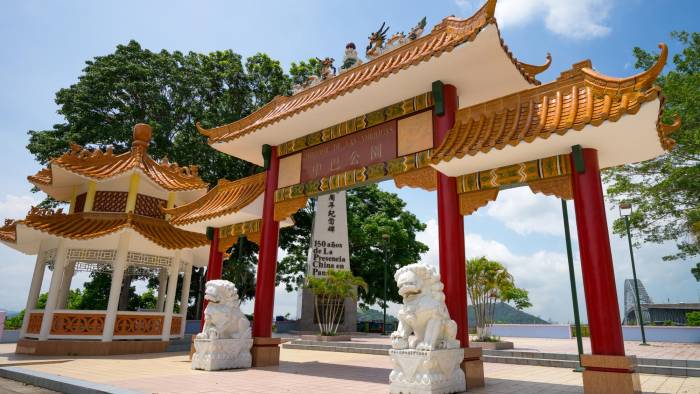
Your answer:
[131,123,152,154]
[517,53,552,78]
[366,17,426,60]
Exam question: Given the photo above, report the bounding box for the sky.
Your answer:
[0,0,698,324]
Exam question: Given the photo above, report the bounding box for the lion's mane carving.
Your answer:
[391,263,459,350]
[197,280,251,340]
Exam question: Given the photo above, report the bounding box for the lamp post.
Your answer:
[382,233,390,335]
[561,199,585,372]
[619,202,648,346]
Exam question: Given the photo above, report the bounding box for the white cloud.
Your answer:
[0,194,40,220]
[456,0,613,39]
[417,218,580,323]
[485,187,565,236]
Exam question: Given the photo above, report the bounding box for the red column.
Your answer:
[570,148,625,356]
[201,227,223,329]
[434,83,469,347]
[252,146,280,338]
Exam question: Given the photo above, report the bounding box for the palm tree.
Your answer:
[306,269,368,335]
[466,257,531,340]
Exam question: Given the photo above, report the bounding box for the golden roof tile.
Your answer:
[163,172,267,226]
[197,0,545,145]
[29,124,208,192]
[431,44,679,164]
[2,209,208,250]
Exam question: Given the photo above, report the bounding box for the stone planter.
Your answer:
[469,341,514,350]
[300,334,352,342]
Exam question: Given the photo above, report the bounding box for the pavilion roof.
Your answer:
[163,172,267,227]
[197,0,549,146]
[0,208,208,250]
[431,44,679,165]
[29,124,208,200]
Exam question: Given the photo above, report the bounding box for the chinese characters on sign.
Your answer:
[300,120,398,182]
[306,191,350,278]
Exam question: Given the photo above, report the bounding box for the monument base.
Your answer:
[389,348,466,394]
[461,347,485,389]
[297,288,357,333]
[580,354,641,394]
[251,337,282,367]
[191,337,253,371]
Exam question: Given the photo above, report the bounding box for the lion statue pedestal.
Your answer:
[388,264,466,394]
[192,280,252,371]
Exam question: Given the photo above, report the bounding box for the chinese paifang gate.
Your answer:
[1,0,680,392]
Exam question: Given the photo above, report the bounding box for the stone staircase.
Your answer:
[166,334,193,352]
[282,339,700,377]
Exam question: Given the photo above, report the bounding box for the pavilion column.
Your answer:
[570,148,641,393]
[161,252,180,341]
[156,269,167,312]
[102,232,130,342]
[20,246,47,338]
[179,262,193,337]
[433,81,484,389]
[38,241,67,340]
[200,227,223,329]
[57,261,75,309]
[251,144,282,367]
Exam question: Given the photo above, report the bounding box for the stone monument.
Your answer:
[192,280,253,371]
[389,264,465,394]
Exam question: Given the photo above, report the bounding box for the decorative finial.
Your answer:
[132,123,152,149]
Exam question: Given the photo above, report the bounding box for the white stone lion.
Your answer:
[197,280,250,340]
[391,263,460,351]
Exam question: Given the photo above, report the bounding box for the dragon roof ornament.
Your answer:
[197,0,550,145]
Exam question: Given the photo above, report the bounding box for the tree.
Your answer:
[278,185,429,307]
[466,257,531,340]
[24,40,292,303]
[305,269,367,335]
[604,32,700,272]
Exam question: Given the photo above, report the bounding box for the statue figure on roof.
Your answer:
[291,57,336,94]
[340,42,363,72]
[366,18,427,59]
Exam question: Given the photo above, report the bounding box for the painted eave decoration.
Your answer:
[196,0,550,153]
[163,172,267,230]
[0,207,209,252]
[431,44,680,176]
[28,124,208,201]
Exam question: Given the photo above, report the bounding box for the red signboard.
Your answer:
[300,120,397,182]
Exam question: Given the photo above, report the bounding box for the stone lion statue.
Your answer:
[197,280,250,340]
[391,263,459,350]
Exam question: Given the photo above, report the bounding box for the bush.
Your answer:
[4,311,24,330]
[687,311,700,326]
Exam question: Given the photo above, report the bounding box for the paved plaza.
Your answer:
[1,343,699,393]
[346,336,700,360]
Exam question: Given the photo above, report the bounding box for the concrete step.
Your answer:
[281,339,700,376]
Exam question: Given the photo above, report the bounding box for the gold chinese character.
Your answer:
[349,151,360,165]
[312,163,322,177]
[370,144,382,160]
[330,157,341,171]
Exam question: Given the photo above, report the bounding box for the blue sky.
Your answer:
[0,0,698,323]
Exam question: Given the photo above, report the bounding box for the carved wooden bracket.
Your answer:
[459,189,499,216]
[393,167,437,191]
[274,196,308,222]
[528,175,573,200]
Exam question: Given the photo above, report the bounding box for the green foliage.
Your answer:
[604,31,700,267]
[4,312,24,329]
[278,184,429,307]
[466,257,531,339]
[686,311,700,326]
[221,238,258,302]
[692,263,700,281]
[306,269,367,335]
[25,40,293,186]
[289,58,322,86]
[74,272,112,310]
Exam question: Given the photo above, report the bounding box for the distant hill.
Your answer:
[359,303,546,325]
[358,308,398,323]
[468,303,548,325]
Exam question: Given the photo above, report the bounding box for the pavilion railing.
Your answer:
[22,310,186,339]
